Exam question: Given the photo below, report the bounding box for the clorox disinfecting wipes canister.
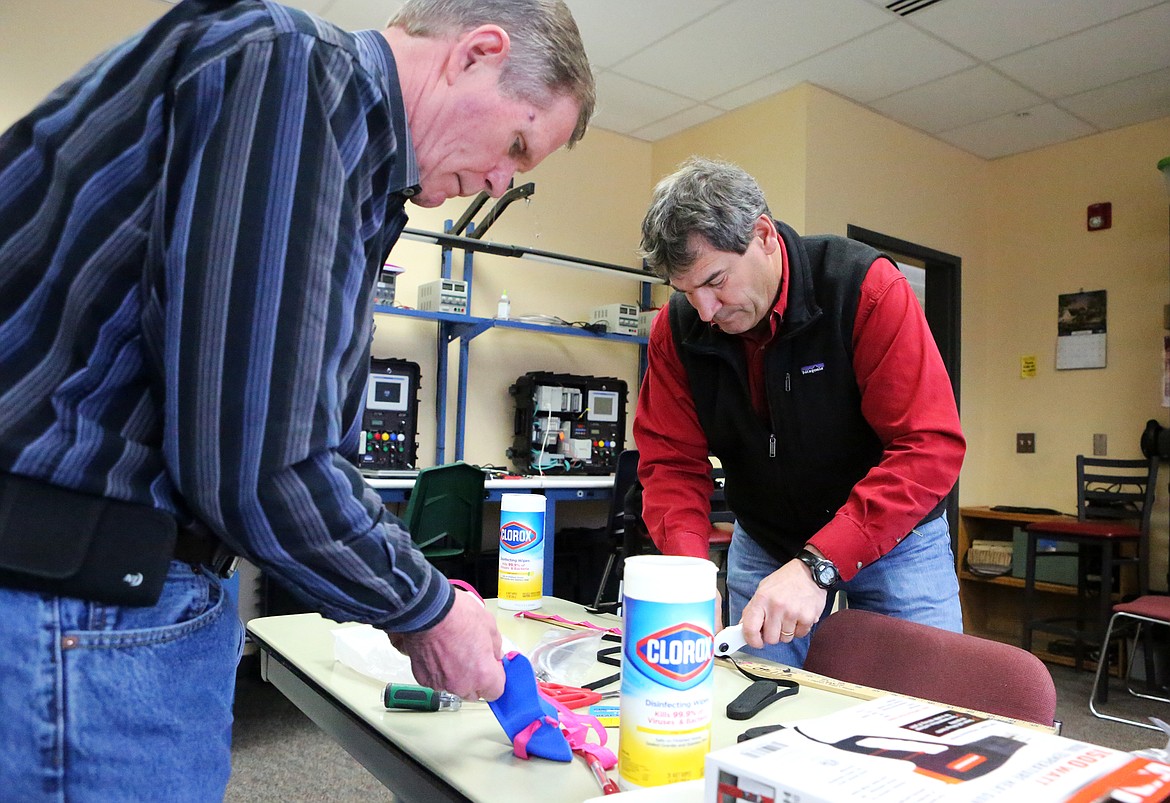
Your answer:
[618,555,716,789]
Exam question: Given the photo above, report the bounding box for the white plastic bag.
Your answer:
[331,625,416,684]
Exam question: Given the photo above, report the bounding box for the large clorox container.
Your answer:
[618,555,716,789]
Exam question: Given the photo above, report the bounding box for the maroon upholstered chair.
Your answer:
[1022,455,1157,670]
[1089,594,1170,731]
[803,608,1057,727]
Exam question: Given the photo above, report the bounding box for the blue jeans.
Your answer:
[0,562,244,802]
[726,513,962,668]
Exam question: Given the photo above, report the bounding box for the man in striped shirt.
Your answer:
[0,0,594,797]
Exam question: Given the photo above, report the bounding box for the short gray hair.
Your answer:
[390,0,595,147]
[639,157,771,280]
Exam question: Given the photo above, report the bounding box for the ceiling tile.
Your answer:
[935,103,1097,159]
[611,0,891,101]
[563,0,728,69]
[8,0,1170,161]
[709,72,806,112]
[629,104,725,142]
[1058,67,1170,130]
[993,3,1170,98]
[769,21,975,105]
[907,0,1163,61]
[871,66,1043,133]
[588,71,695,135]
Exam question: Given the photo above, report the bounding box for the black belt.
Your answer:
[174,526,240,579]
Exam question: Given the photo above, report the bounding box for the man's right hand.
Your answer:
[388,590,506,701]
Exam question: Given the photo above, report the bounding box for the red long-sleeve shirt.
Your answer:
[633,243,965,581]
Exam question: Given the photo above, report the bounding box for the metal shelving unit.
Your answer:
[375,223,660,465]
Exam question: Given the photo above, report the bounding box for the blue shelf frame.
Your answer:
[375,226,658,465]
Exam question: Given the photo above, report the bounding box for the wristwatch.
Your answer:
[796,549,839,589]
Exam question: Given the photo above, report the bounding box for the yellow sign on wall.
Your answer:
[1020,355,1037,379]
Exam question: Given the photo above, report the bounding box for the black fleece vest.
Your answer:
[667,220,885,565]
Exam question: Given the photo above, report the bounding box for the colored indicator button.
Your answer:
[381,432,390,441]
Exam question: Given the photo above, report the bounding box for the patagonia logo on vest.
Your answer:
[800,362,825,375]
[632,623,713,689]
[499,521,540,553]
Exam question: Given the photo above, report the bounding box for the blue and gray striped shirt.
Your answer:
[0,0,453,632]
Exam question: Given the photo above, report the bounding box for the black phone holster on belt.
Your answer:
[0,473,178,606]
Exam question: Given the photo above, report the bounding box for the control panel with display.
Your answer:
[357,357,421,475]
[508,371,628,475]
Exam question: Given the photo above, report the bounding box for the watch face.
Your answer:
[799,550,838,588]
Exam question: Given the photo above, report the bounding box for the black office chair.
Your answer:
[1022,455,1157,671]
[404,462,487,588]
[588,451,733,617]
[587,449,641,614]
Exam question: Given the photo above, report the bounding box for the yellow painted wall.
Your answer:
[979,118,1170,591]
[0,0,166,129]
[799,87,991,489]
[651,85,810,234]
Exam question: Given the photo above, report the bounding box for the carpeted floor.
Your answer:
[225,663,397,802]
[224,657,1169,802]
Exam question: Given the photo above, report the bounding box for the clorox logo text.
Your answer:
[499,521,539,553]
[635,623,713,687]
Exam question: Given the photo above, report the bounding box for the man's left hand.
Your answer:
[737,558,826,648]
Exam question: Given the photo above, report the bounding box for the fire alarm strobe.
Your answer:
[1087,202,1111,231]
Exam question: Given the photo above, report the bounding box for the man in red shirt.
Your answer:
[634,157,964,667]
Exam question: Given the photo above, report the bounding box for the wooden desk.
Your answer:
[246,598,864,803]
[957,506,1099,669]
[368,475,614,596]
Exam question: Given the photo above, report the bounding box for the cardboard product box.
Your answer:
[705,695,1170,803]
[1010,527,1079,586]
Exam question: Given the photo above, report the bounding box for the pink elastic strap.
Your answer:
[512,610,622,636]
[538,690,617,770]
[511,716,557,761]
[449,579,485,604]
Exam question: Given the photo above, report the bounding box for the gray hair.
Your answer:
[390,0,595,147]
[639,157,771,279]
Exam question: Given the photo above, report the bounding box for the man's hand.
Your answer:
[738,559,827,649]
[388,590,506,701]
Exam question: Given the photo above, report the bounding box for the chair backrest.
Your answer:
[619,453,730,556]
[608,448,640,546]
[803,609,1057,726]
[404,462,486,558]
[613,449,665,563]
[1077,455,1157,526]
[1077,454,1158,591]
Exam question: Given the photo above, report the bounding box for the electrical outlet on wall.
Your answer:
[1093,433,1107,456]
[1016,433,1035,453]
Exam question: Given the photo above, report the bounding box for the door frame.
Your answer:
[847,225,963,549]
